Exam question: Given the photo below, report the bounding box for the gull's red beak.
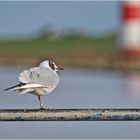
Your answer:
[57,67,64,70]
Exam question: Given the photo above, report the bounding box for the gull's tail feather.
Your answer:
[3,83,26,91]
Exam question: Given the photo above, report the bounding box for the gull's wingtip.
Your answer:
[3,87,14,91]
[3,83,25,91]
[3,88,8,91]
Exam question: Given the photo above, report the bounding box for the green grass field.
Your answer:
[0,34,120,69]
[1,34,140,71]
[0,35,115,55]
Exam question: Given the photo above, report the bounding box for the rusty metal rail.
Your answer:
[0,109,140,121]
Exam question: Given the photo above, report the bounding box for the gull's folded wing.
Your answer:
[19,67,59,88]
[13,83,45,90]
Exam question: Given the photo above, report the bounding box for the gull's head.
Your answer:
[39,60,64,72]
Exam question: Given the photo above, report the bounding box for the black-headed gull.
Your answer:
[4,60,64,110]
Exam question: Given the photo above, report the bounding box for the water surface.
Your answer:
[0,67,140,139]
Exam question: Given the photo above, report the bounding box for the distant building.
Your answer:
[38,24,63,40]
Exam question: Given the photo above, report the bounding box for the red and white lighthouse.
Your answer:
[119,1,140,58]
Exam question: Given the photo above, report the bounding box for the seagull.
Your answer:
[4,60,64,110]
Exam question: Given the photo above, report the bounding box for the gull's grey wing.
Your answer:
[19,67,38,84]
[19,67,59,88]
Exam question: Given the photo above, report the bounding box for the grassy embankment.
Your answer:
[0,35,116,69]
[1,34,140,71]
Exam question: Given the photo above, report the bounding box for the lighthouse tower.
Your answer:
[119,1,140,58]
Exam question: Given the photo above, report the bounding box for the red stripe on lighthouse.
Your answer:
[122,4,140,21]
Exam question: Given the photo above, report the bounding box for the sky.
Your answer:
[0,1,119,38]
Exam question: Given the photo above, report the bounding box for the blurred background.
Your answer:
[1,1,140,139]
[0,1,118,68]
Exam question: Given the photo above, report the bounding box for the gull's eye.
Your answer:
[49,61,55,70]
